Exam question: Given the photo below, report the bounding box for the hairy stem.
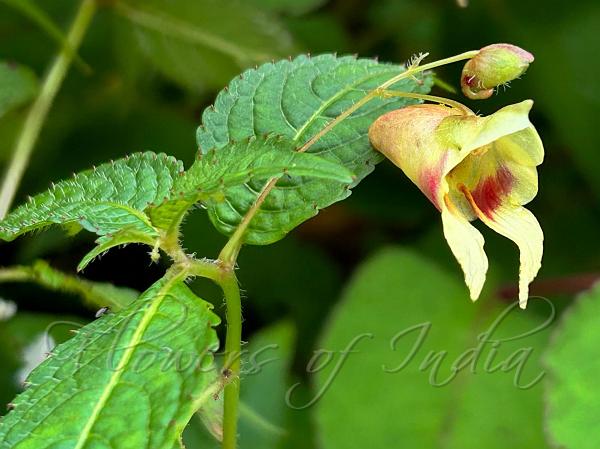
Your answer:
[187,257,223,283]
[0,0,96,219]
[186,257,242,449]
[218,270,242,449]
[218,50,479,265]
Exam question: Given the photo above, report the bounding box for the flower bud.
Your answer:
[461,44,534,100]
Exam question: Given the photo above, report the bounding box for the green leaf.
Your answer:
[149,135,354,232]
[0,138,350,264]
[314,247,552,449]
[0,61,37,118]
[197,54,433,244]
[77,228,161,272]
[0,276,221,449]
[544,283,600,449]
[113,0,295,92]
[0,260,139,311]
[185,136,354,192]
[0,151,183,243]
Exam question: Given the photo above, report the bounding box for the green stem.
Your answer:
[186,257,242,449]
[186,255,242,449]
[378,90,474,115]
[0,266,31,282]
[218,50,480,264]
[218,270,242,449]
[188,257,224,283]
[0,0,96,219]
[0,260,137,311]
[218,179,274,265]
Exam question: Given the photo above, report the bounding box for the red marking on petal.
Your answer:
[418,153,449,211]
[421,167,441,210]
[470,166,513,218]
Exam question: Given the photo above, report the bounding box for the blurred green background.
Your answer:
[0,0,599,448]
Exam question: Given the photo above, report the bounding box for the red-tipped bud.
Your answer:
[461,44,534,100]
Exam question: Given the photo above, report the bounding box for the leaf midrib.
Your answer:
[72,273,185,449]
[8,200,155,237]
[291,65,406,143]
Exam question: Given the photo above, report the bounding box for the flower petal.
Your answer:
[441,196,488,301]
[369,105,462,209]
[494,124,544,167]
[438,100,535,157]
[446,148,538,218]
[461,188,543,308]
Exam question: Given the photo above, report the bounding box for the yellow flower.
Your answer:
[369,100,544,308]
